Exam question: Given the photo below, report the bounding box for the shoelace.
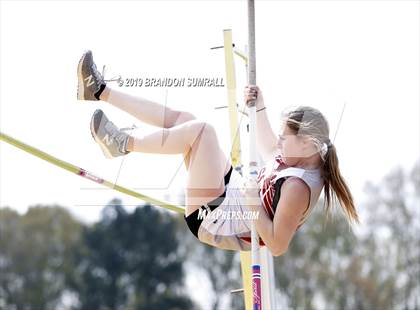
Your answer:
[120,125,137,131]
[101,65,122,84]
[104,122,128,152]
[90,63,122,86]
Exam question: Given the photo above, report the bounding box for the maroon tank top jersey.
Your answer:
[240,155,324,246]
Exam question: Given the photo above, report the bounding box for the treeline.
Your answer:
[0,161,418,309]
[0,202,194,309]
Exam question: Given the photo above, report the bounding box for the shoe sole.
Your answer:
[77,53,86,100]
[90,109,114,159]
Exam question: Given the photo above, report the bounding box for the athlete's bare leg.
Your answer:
[100,87,231,216]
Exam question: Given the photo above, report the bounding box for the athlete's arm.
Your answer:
[253,177,310,256]
[244,85,279,162]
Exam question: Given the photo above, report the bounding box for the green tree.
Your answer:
[173,195,243,310]
[273,205,358,310]
[71,199,194,310]
[178,225,243,310]
[360,161,420,309]
[0,205,83,310]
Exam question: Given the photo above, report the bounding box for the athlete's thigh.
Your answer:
[184,121,229,216]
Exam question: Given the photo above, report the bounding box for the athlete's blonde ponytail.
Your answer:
[283,106,360,224]
[322,143,360,224]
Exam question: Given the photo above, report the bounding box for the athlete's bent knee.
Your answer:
[188,120,217,146]
[170,111,197,127]
[181,111,197,121]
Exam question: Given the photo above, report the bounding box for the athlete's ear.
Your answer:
[300,135,312,146]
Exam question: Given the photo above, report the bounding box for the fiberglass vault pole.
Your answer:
[247,1,262,309]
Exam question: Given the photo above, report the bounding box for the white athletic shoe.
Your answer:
[77,50,106,101]
[90,109,130,158]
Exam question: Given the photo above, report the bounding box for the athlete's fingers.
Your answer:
[244,86,259,105]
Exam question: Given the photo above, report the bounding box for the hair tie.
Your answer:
[326,139,333,148]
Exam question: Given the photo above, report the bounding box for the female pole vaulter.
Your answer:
[77,50,359,256]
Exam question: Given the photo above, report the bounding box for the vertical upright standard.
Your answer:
[223,29,253,310]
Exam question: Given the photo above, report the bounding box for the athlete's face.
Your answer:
[277,124,306,166]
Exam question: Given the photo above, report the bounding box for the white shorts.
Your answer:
[196,168,254,251]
